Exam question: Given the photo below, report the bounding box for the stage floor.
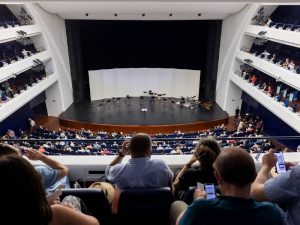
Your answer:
[60,97,228,126]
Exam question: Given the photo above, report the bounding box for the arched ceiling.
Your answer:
[38,2,247,20]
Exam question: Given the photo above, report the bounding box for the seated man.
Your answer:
[0,143,70,193]
[171,147,283,225]
[251,149,300,225]
[105,133,174,213]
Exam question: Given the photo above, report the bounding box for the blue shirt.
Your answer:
[35,165,70,193]
[264,165,300,225]
[105,157,174,189]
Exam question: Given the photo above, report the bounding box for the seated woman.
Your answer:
[0,154,99,225]
[173,138,221,201]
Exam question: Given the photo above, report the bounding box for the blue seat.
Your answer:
[284,99,289,107]
[118,187,174,225]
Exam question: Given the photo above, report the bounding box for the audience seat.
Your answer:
[117,187,174,225]
[60,188,112,225]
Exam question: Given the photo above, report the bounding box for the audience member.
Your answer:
[173,138,220,199]
[251,149,300,225]
[105,133,174,213]
[0,154,99,225]
[28,117,36,132]
[171,147,283,225]
[0,143,70,193]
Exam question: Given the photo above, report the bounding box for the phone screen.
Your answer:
[275,152,286,174]
[204,183,216,199]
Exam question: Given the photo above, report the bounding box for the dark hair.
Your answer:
[0,155,52,225]
[130,133,152,155]
[214,147,257,187]
[0,143,21,157]
[194,138,221,169]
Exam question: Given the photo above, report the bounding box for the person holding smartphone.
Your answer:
[173,138,220,201]
[251,149,300,225]
[171,147,283,225]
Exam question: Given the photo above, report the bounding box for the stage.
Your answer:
[59,97,229,134]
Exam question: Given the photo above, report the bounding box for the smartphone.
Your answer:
[275,152,286,174]
[204,183,216,199]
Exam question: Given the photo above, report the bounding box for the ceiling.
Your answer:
[2,1,297,20]
[38,2,248,20]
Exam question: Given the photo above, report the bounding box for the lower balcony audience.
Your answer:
[170,147,284,225]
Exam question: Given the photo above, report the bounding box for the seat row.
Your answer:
[60,187,173,225]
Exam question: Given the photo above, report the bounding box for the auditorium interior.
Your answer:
[0,1,300,224]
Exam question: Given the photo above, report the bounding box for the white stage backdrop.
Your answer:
[89,68,201,100]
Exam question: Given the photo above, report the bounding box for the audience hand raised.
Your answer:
[121,141,131,155]
[262,149,277,169]
[24,148,44,160]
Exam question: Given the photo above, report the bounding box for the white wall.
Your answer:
[216,3,259,115]
[25,3,73,116]
[89,68,201,100]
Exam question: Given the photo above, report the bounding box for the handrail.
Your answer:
[1,136,300,142]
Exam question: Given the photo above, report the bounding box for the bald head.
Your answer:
[130,133,152,157]
[214,147,257,188]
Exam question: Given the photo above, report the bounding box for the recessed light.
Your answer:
[198,13,201,17]
[114,13,118,17]
[169,13,173,17]
[142,13,145,17]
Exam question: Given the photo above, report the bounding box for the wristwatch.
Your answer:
[118,151,125,157]
[185,163,192,168]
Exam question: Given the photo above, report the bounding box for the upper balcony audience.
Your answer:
[244,40,300,75]
[251,149,300,225]
[171,147,284,225]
